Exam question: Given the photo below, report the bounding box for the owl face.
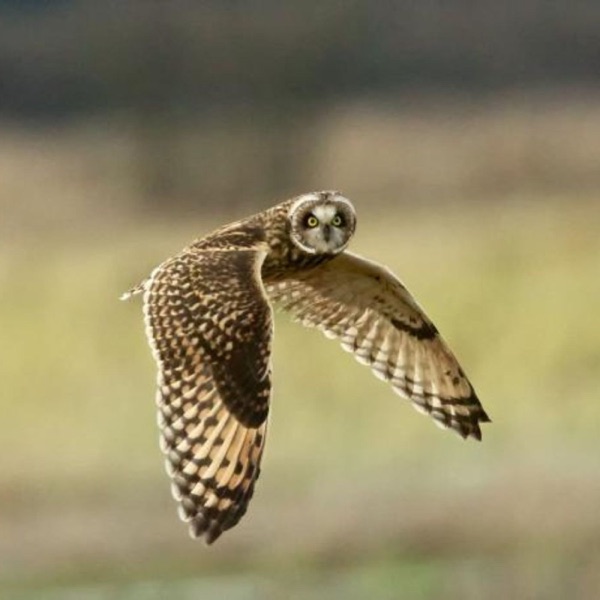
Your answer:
[288,192,356,255]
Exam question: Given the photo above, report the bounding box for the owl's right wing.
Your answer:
[142,246,272,544]
[265,251,490,440]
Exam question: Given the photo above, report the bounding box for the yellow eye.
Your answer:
[306,215,319,228]
[331,214,343,227]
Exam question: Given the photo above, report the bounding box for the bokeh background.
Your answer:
[1,2,599,598]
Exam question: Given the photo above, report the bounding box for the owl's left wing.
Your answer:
[265,251,490,440]
[142,246,273,543]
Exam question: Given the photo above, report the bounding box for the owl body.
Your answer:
[124,191,489,544]
[185,194,349,279]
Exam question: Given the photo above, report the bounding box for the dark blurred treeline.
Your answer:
[1,0,598,117]
[1,0,598,210]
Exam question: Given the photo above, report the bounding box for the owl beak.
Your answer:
[322,224,332,242]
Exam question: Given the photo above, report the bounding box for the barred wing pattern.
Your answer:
[143,247,272,543]
[265,252,490,440]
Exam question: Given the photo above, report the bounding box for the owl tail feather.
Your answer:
[120,280,147,301]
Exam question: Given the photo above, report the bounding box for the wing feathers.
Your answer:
[265,251,490,440]
[143,247,272,543]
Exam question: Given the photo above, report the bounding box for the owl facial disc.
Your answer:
[288,191,357,255]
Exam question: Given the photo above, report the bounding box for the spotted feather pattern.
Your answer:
[265,251,490,440]
[143,246,272,543]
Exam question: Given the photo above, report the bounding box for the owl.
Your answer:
[122,190,490,544]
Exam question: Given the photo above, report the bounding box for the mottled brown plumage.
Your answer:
[123,190,489,543]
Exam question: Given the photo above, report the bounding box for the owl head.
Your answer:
[288,191,356,255]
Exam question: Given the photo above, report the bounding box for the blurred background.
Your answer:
[1,1,599,598]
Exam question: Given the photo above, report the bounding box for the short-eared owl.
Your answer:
[123,191,490,544]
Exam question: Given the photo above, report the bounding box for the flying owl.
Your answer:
[122,191,490,544]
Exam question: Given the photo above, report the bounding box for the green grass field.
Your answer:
[1,195,599,599]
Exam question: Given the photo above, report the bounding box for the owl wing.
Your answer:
[142,246,272,543]
[265,251,490,440]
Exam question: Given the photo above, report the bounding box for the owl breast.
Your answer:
[261,237,332,280]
